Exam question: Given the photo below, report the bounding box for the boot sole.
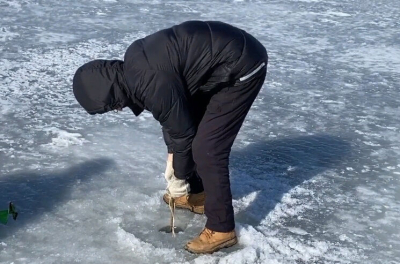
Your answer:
[163,196,204,214]
[184,237,238,254]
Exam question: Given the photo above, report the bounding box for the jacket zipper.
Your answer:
[239,62,266,82]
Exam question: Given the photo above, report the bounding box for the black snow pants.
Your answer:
[191,62,267,232]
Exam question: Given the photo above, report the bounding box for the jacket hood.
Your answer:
[72,59,143,116]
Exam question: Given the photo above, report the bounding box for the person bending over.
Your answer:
[73,20,268,254]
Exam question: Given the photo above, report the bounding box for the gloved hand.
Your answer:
[164,160,190,198]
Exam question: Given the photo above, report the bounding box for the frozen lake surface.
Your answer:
[1,0,399,263]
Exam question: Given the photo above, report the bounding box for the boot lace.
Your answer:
[201,228,215,240]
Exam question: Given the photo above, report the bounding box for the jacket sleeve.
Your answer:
[145,72,196,180]
[162,127,174,153]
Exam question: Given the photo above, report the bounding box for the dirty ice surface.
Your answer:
[1,0,400,263]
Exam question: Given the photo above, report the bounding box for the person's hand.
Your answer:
[164,160,174,183]
[164,159,189,197]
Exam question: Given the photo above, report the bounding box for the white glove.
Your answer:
[164,161,190,198]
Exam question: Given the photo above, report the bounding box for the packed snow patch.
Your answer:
[42,127,89,148]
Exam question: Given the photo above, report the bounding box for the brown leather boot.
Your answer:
[184,227,237,254]
[163,192,205,214]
